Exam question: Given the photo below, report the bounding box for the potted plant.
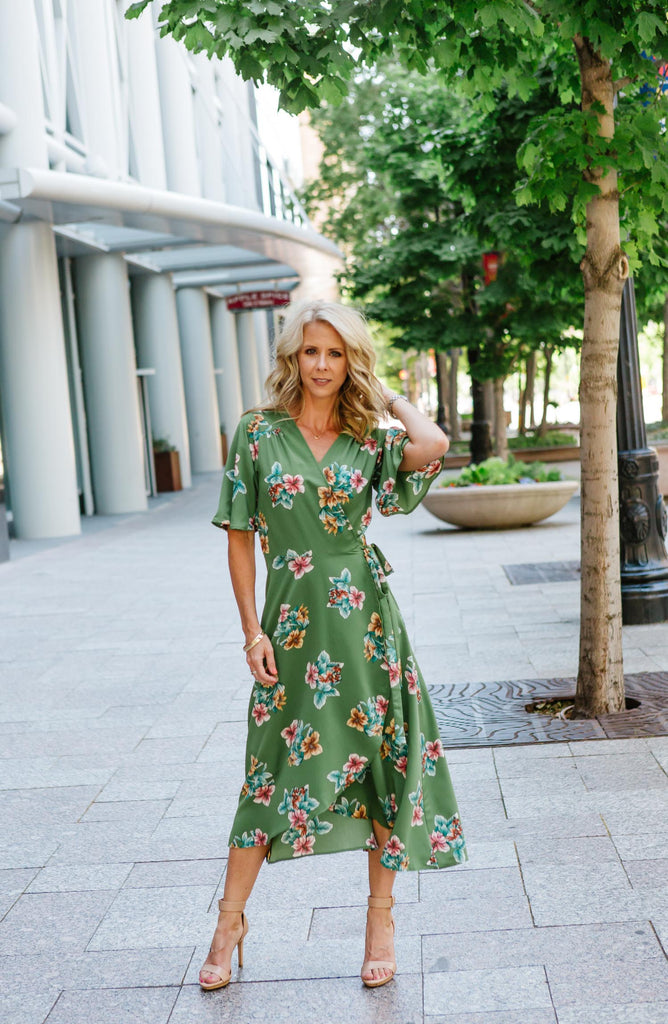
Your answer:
[423,456,578,529]
[153,438,182,493]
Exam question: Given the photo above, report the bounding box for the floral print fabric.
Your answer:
[214,411,466,871]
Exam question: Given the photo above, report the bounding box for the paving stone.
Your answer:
[124,859,226,889]
[0,890,117,953]
[443,839,517,872]
[494,743,575,764]
[1,946,194,989]
[494,758,581,782]
[624,859,668,890]
[27,863,132,893]
[425,1012,557,1024]
[555,1006,668,1024]
[86,885,229,951]
[186,933,422,984]
[169,973,424,1024]
[0,867,39,892]
[94,778,182,802]
[311,896,533,940]
[515,836,620,867]
[569,739,651,756]
[0,727,144,758]
[424,965,552,1015]
[419,866,525,902]
[547,958,668,1007]
[595,790,668,835]
[612,833,668,861]
[43,985,179,1024]
[422,921,662,973]
[120,736,209,765]
[81,798,170,824]
[1,986,62,1024]
[527,890,644,928]
[448,760,500,782]
[502,788,595,820]
[574,753,668,792]
[468,812,608,842]
[0,840,58,869]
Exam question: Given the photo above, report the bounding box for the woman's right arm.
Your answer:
[227,529,278,686]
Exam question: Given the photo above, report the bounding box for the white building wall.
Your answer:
[0,0,317,542]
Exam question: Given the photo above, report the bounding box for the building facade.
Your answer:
[0,0,340,543]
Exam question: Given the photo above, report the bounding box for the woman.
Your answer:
[201,300,466,992]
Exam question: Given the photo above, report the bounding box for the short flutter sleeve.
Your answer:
[372,427,444,517]
[212,415,258,531]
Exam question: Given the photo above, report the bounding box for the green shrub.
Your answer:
[444,456,563,487]
[508,431,577,449]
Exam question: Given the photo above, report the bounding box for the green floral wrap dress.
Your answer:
[213,410,466,872]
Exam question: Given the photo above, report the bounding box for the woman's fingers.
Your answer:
[262,638,278,678]
[248,637,278,685]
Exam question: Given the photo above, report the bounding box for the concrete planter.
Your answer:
[423,480,579,530]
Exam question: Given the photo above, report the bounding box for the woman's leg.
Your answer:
[362,820,397,984]
[199,845,267,986]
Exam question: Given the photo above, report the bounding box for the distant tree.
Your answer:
[127,0,668,719]
[303,64,581,459]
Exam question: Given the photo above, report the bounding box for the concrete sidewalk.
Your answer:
[1,474,667,1024]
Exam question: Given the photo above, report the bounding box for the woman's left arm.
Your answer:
[381,386,449,471]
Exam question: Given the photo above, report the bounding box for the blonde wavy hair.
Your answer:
[262,300,387,442]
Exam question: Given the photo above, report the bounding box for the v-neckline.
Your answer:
[286,415,346,468]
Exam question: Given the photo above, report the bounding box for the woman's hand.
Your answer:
[247,634,278,686]
[376,381,449,469]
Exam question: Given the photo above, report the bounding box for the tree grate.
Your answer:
[429,672,668,748]
[503,561,581,585]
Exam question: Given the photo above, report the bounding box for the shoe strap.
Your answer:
[218,898,246,913]
[367,895,395,909]
[200,961,231,981]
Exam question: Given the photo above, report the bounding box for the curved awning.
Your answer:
[0,167,342,294]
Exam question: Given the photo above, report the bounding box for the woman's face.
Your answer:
[298,321,348,402]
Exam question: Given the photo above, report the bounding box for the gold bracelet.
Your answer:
[243,631,264,653]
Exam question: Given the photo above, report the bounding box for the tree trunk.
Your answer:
[539,346,554,437]
[525,351,537,429]
[448,348,460,441]
[517,365,526,434]
[467,347,492,464]
[435,351,450,433]
[662,295,668,423]
[574,36,628,717]
[483,379,494,424]
[493,377,508,459]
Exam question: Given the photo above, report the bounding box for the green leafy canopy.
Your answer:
[126,1,668,264]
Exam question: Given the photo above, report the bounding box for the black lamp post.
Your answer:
[617,276,668,624]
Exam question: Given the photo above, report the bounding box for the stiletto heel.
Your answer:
[199,898,249,991]
[361,895,397,988]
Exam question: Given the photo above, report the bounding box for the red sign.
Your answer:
[482,252,500,285]
[226,290,291,311]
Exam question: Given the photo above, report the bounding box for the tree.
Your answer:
[303,63,581,460]
[126,0,668,718]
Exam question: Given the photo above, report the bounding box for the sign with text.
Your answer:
[226,290,291,311]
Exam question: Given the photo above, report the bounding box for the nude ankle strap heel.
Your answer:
[199,899,249,991]
[361,895,397,988]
